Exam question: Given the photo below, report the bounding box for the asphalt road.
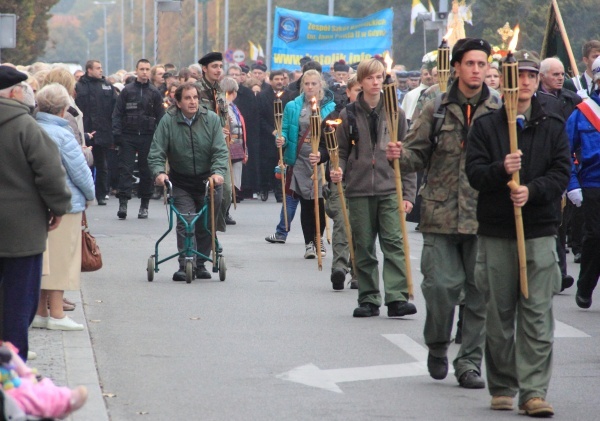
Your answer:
[82,195,600,421]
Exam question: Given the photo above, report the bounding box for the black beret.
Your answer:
[512,50,540,73]
[333,60,350,72]
[198,52,223,67]
[396,71,409,80]
[239,63,250,74]
[0,65,27,90]
[451,38,492,66]
[299,55,312,67]
[251,61,267,72]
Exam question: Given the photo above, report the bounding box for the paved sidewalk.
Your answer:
[28,290,109,421]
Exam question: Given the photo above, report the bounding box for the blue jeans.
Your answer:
[0,254,43,362]
[275,194,300,238]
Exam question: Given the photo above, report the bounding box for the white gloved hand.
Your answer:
[577,89,589,99]
[567,188,583,207]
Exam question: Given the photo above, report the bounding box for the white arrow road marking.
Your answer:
[554,320,590,338]
[277,334,453,393]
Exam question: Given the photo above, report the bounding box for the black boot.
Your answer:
[138,198,149,219]
[117,198,128,219]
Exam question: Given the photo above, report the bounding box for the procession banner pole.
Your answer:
[383,53,413,299]
[274,92,288,230]
[503,35,529,299]
[310,97,323,271]
[551,0,579,78]
[325,120,357,277]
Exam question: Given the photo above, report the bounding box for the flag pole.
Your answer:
[551,0,579,78]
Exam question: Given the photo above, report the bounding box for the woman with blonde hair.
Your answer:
[32,83,95,331]
[276,69,335,258]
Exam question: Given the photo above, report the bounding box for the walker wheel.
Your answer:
[218,256,226,282]
[185,261,193,284]
[147,256,155,282]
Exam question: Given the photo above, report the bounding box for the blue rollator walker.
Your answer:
[147,179,226,283]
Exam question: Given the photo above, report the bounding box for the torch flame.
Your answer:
[443,28,453,42]
[326,119,342,126]
[507,25,520,52]
[383,52,393,74]
[311,96,317,112]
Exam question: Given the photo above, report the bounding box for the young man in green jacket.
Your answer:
[148,82,229,281]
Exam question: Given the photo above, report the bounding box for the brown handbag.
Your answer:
[81,211,102,272]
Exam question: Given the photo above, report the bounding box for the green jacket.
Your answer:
[400,82,502,235]
[148,106,229,181]
[0,98,71,257]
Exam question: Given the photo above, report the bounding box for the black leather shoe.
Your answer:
[561,275,574,292]
[574,253,581,263]
[138,207,148,219]
[387,301,417,317]
[97,198,106,206]
[350,279,358,289]
[353,302,380,317]
[576,290,592,309]
[427,353,448,380]
[172,270,186,282]
[331,268,346,291]
[225,214,236,225]
[195,265,212,280]
[275,194,283,203]
[458,370,485,389]
[260,190,268,201]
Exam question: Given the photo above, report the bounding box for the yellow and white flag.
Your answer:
[411,0,429,34]
[248,41,259,61]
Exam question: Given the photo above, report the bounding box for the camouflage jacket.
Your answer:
[197,77,228,128]
[400,81,502,235]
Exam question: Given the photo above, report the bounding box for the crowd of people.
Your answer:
[1,35,600,418]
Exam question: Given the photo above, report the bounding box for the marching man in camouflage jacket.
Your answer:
[386,38,501,389]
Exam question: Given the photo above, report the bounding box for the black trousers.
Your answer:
[299,197,325,245]
[259,148,279,195]
[92,144,108,200]
[577,188,600,297]
[116,134,153,200]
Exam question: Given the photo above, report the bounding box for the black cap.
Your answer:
[0,65,27,90]
[408,70,421,79]
[198,52,223,67]
[251,61,267,72]
[396,71,409,80]
[512,50,540,73]
[239,63,249,74]
[450,38,492,66]
[333,60,350,72]
[299,55,312,67]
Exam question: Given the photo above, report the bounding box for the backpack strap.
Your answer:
[429,93,447,150]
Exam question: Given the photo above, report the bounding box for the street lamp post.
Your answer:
[94,1,116,72]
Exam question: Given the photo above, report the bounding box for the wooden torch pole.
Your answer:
[274,94,288,231]
[310,98,323,271]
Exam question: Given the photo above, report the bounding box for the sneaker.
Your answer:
[304,242,316,259]
[318,238,327,257]
[518,397,554,417]
[491,396,514,411]
[225,213,236,225]
[138,207,148,219]
[31,315,48,329]
[458,370,485,389]
[427,353,448,380]
[97,198,106,206]
[47,316,84,331]
[27,351,37,360]
[265,233,286,244]
[353,302,380,317]
[331,268,346,290]
[195,265,212,279]
[387,301,417,317]
[68,385,89,414]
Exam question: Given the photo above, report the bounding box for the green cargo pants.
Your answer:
[348,195,408,306]
[325,182,350,274]
[475,235,560,405]
[420,233,486,380]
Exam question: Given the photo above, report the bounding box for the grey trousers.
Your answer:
[476,235,560,405]
[420,233,486,379]
[325,182,350,273]
[173,185,223,269]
